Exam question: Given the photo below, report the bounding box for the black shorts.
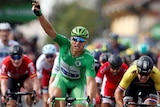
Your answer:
[7,74,29,100]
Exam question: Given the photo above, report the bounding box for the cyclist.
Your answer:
[0,22,19,68]
[107,33,127,54]
[36,44,58,107]
[0,45,40,107]
[131,43,157,65]
[115,55,160,107]
[91,49,102,74]
[32,2,96,107]
[96,54,128,107]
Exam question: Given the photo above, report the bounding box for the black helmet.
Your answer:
[9,45,23,56]
[137,55,153,74]
[108,54,122,69]
[99,52,111,64]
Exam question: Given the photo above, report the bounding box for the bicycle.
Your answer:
[4,89,37,107]
[50,96,91,107]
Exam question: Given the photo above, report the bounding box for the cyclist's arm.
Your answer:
[38,16,56,39]
[49,55,60,86]
[32,1,56,39]
[114,87,124,107]
[0,79,8,96]
[32,76,41,96]
[86,76,97,104]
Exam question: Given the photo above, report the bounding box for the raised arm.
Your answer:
[32,1,56,39]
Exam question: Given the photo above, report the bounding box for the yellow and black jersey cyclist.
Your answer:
[115,55,160,107]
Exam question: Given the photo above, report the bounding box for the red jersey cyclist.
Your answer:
[115,55,160,107]
[96,53,128,107]
[36,44,58,107]
[0,45,40,107]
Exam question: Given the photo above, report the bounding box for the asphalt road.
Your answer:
[32,99,43,107]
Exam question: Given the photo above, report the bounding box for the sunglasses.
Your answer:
[138,73,150,76]
[11,55,22,60]
[72,37,86,43]
[45,54,54,58]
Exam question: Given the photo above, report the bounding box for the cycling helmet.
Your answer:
[8,45,23,56]
[137,55,153,74]
[108,54,122,69]
[91,49,102,61]
[42,44,56,54]
[0,22,11,30]
[99,52,111,64]
[137,43,149,54]
[71,26,89,39]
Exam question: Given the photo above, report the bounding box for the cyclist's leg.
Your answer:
[6,100,17,107]
[41,74,50,107]
[101,97,114,107]
[144,94,157,106]
[42,87,49,107]
[49,73,67,107]
[70,78,86,107]
[23,76,34,107]
[7,77,19,107]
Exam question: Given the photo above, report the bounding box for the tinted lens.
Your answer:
[139,73,150,76]
[72,37,86,43]
[11,55,22,60]
[46,54,54,58]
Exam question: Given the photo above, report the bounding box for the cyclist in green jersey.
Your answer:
[32,1,96,107]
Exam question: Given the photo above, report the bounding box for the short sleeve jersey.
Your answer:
[53,33,95,79]
[96,62,128,89]
[36,54,53,78]
[0,55,37,79]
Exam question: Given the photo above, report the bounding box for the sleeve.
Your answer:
[27,58,37,78]
[51,55,60,77]
[36,55,44,79]
[0,63,8,79]
[151,66,160,92]
[85,55,96,77]
[95,64,107,83]
[118,64,137,90]
[54,33,70,47]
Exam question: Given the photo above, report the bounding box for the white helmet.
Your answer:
[42,44,57,54]
[0,22,11,30]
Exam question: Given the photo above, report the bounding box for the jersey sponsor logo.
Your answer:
[75,60,81,66]
[60,59,80,79]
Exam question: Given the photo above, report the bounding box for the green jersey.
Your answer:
[54,33,96,79]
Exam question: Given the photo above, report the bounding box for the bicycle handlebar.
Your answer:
[51,96,90,104]
[4,90,37,104]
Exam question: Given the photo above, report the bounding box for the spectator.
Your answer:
[107,33,127,54]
